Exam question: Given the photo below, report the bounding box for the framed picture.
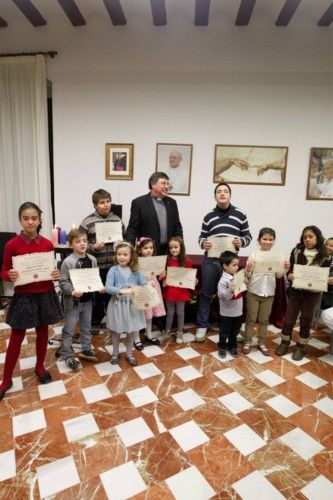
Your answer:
[156,143,193,195]
[105,143,134,180]
[306,147,333,200]
[214,145,288,186]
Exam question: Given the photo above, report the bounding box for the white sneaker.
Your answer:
[195,327,207,342]
[176,332,184,344]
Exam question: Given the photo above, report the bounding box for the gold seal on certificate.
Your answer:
[207,236,235,258]
[293,264,329,292]
[12,251,55,286]
[166,267,197,290]
[69,268,103,293]
[95,221,122,243]
[253,251,285,274]
[132,284,160,310]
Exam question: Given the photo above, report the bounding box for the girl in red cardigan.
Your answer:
[0,202,62,400]
[163,236,193,344]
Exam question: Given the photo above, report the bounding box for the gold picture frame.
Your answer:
[306,147,333,200]
[214,145,288,186]
[105,143,134,180]
[155,143,193,196]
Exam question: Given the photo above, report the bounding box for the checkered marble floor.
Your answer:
[0,312,333,499]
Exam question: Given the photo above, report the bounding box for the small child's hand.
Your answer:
[287,273,294,282]
[229,283,236,294]
[195,278,199,285]
[72,290,83,298]
[328,277,333,285]
[159,271,166,279]
[162,281,167,288]
[284,261,290,272]
[120,287,133,294]
[99,287,106,294]
[246,261,254,273]
[244,277,249,285]
[94,242,105,251]
[8,268,19,281]
[51,268,60,280]
[202,240,212,250]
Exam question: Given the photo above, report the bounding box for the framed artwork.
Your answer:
[105,143,134,180]
[306,147,333,200]
[155,143,193,195]
[213,145,288,186]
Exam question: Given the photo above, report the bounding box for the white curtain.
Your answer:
[0,55,52,237]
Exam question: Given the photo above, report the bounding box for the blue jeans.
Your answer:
[60,301,93,359]
[196,256,222,328]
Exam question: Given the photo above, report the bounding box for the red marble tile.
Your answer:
[133,481,173,499]
[187,434,254,492]
[311,450,333,481]
[240,403,296,441]
[90,393,140,430]
[43,390,91,426]
[276,379,322,407]
[0,415,13,453]
[192,400,242,439]
[231,378,276,405]
[289,405,333,448]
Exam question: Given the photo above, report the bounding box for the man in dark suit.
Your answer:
[125,172,183,255]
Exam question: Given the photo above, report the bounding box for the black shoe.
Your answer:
[66,357,81,371]
[145,336,160,346]
[36,371,52,384]
[218,349,226,359]
[78,350,98,362]
[0,381,13,400]
[229,348,239,358]
[292,347,305,361]
[134,341,144,351]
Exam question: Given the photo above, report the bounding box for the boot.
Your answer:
[292,346,305,361]
[275,341,290,356]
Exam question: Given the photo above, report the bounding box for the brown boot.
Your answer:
[275,342,289,356]
[292,346,305,361]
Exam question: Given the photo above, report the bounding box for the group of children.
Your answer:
[0,192,332,401]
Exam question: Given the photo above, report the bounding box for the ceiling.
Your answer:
[0,0,332,32]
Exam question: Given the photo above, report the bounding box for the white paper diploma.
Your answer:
[207,236,235,258]
[95,221,122,243]
[13,251,55,286]
[253,251,285,274]
[69,267,103,293]
[293,265,329,292]
[166,267,197,290]
[138,255,167,277]
[132,284,161,310]
[233,269,247,296]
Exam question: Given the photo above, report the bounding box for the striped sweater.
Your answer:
[198,204,252,249]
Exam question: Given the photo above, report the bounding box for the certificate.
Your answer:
[138,255,167,277]
[166,267,197,290]
[69,267,103,293]
[207,236,235,258]
[132,284,161,310]
[233,269,247,296]
[253,251,285,274]
[293,265,329,292]
[13,251,55,286]
[95,221,122,243]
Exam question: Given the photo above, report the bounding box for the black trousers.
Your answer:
[218,315,242,350]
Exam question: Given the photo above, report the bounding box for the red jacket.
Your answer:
[163,257,192,302]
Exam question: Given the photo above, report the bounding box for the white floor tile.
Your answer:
[301,474,333,500]
[104,342,126,355]
[37,455,80,498]
[3,376,23,394]
[19,355,36,370]
[0,449,16,482]
[126,385,158,407]
[82,383,112,404]
[296,371,327,390]
[267,325,282,334]
[51,325,63,335]
[169,420,210,451]
[56,359,82,374]
[218,392,253,415]
[0,322,10,330]
[183,332,195,343]
[319,353,333,366]
[207,334,219,344]
[224,423,266,456]
[38,380,67,400]
[175,347,200,360]
[308,338,329,350]
[282,352,311,366]
[165,465,215,500]
[255,369,286,387]
[0,352,6,364]
[63,413,99,443]
[271,337,296,346]
[265,394,301,418]
[100,460,147,499]
[134,362,162,379]
[294,326,315,334]
[13,408,47,437]
[94,361,122,377]
[172,388,205,411]
[6,336,28,347]
[173,365,203,382]
[279,428,324,460]
[142,345,165,357]
[246,350,273,364]
[233,470,285,500]
[312,397,333,418]
[214,367,244,385]
[115,416,154,447]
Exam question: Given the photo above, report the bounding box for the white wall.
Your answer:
[1,2,331,254]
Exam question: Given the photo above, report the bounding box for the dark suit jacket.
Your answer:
[125,193,183,254]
